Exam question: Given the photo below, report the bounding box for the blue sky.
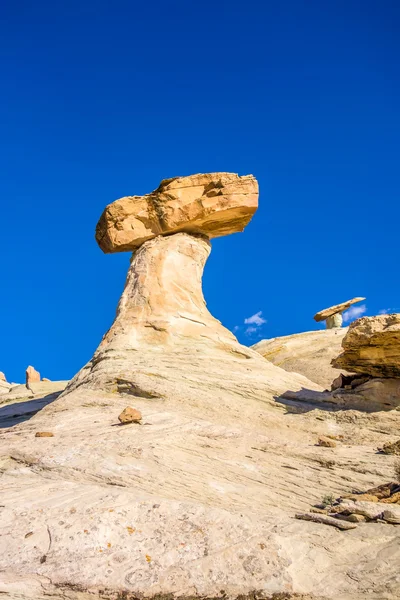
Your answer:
[1,0,399,383]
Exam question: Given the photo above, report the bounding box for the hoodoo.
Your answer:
[2,174,399,600]
[66,173,314,400]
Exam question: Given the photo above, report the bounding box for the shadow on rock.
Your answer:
[0,392,61,428]
[275,380,400,414]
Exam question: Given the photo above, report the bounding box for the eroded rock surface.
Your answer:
[252,329,349,389]
[96,172,258,253]
[333,314,400,377]
[1,175,399,599]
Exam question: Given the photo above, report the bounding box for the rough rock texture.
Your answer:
[95,173,258,252]
[0,372,6,381]
[26,366,40,385]
[333,314,400,377]
[283,377,400,412]
[65,233,318,400]
[1,180,399,598]
[252,329,349,389]
[314,297,366,322]
[1,377,400,599]
[118,407,142,424]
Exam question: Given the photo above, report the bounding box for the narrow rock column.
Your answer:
[326,313,343,329]
[66,232,241,394]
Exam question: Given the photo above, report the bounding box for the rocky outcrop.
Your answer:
[26,365,40,384]
[1,174,399,599]
[333,314,400,377]
[96,172,258,252]
[0,372,6,382]
[314,297,365,329]
[252,328,349,388]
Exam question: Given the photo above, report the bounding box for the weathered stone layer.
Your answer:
[333,314,400,377]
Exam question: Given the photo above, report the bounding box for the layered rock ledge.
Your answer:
[333,314,400,377]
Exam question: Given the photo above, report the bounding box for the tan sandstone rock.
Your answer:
[252,328,349,388]
[118,407,142,424]
[317,436,336,448]
[380,440,400,455]
[314,297,365,323]
[332,314,400,377]
[65,232,319,400]
[35,432,54,438]
[95,172,258,252]
[0,372,6,382]
[26,365,40,384]
[2,176,400,600]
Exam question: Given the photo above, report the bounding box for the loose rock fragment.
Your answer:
[317,436,337,448]
[35,432,54,438]
[118,407,142,424]
[295,512,358,530]
[383,509,400,524]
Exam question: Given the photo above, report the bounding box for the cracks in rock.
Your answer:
[116,379,161,400]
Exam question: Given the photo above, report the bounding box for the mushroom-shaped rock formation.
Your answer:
[332,314,400,377]
[95,172,258,252]
[314,297,366,329]
[65,173,319,400]
[2,175,400,600]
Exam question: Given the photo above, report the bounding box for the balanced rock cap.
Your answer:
[95,172,258,253]
[314,297,366,322]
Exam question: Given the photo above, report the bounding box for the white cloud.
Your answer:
[245,326,258,335]
[244,311,266,326]
[233,325,240,332]
[342,304,367,323]
[378,308,391,315]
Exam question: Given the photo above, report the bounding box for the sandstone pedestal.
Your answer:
[326,313,343,329]
[314,297,365,329]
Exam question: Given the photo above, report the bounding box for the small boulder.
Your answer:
[26,366,41,384]
[35,432,54,438]
[379,440,400,455]
[383,508,400,524]
[118,407,142,424]
[42,377,51,382]
[317,436,336,448]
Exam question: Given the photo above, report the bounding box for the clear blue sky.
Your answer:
[1,1,399,383]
